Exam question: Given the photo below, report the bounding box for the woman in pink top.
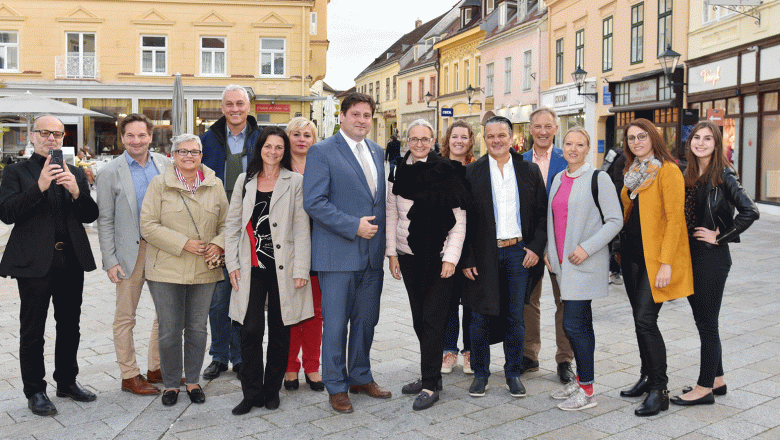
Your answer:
[545,127,622,411]
[386,119,471,411]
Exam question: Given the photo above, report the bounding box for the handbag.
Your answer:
[179,193,225,269]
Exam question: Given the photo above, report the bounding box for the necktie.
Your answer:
[356,142,376,197]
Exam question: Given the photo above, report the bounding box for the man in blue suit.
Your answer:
[521,107,575,383]
[303,93,390,414]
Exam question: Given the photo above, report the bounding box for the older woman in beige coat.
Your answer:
[141,134,228,407]
[225,126,313,415]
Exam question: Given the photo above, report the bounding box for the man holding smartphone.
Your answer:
[0,115,99,416]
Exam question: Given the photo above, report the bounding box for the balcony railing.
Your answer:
[54,54,98,79]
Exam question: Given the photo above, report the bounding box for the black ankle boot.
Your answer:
[620,375,650,398]
[635,389,669,416]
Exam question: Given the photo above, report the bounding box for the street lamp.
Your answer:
[658,45,686,91]
[571,66,597,100]
[466,84,481,112]
[425,91,436,109]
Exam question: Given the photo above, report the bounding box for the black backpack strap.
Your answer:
[592,170,605,225]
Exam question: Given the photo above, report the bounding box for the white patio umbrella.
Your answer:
[171,73,186,136]
[0,91,111,137]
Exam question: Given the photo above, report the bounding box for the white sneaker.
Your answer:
[610,273,624,285]
[551,380,580,400]
[441,352,457,374]
[557,388,597,411]
[462,352,473,374]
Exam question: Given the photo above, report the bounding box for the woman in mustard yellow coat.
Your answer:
[617,118,694,417]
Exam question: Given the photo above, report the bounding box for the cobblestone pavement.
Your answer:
[0,213,778,440]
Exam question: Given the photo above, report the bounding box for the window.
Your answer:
[615,83,629,105]
[375,80,379,102]
[310,12,317,35]
[555,38,563,85]
[393,76,397,99]
[465,60,470,90]
[631,3,644,64]
[141,35,166,74]
[260,38,285,76]
[201,37,225,75]
[702,4,735,24]
[66,32,96,78]
[657,0,672,57]
[485,0,495,15]
[523,50,532,90]
[575,29,584,71]
[463,8,472,27]
[406,81,412,104]
[486,62,494,97]
[0,31,18,71]
[454,62,460,92]
[504,57,512,94]
[476,56,481,86]
[430,76,436,97]
[499,2,507,26]
[369,83,373,101]
[444,66,449,93]
[602,17,613,72]
[419,78,425,102]
[386,78,390,101]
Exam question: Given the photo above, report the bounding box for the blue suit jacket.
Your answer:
[522,146,567,195]
[303,132,386,272]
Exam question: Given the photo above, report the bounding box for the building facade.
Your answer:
[0,0,328,155]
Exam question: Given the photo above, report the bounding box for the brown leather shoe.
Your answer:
[349,381,392,399]
[146,369,162,383]
[122,375,160,395]
[329,392,353,413]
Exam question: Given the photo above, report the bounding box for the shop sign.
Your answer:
[706,108,726,126]
[255,103,290,113]
[602,86,612,105]
[629,79,656,103]
[554,92,568,107]
[689,57,738,94]
[198,108,222,120]
[441,108,453,117]
[383,110,396,119]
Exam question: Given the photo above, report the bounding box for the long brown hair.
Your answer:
[441,120,475,163]
[622,118,676,174]
[683,121,732,187]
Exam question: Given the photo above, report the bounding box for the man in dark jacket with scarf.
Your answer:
[200,85,260,380]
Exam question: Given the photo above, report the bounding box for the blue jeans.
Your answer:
[207,267,242,365]
[562,300,595,384]
[470,244,529,379]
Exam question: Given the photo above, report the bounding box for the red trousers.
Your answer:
[286,275,323,374]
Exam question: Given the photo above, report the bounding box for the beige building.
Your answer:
[0,0,328,155]
[686,0,780,213]
[545,0,689,165]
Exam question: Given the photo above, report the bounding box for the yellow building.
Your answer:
[0,0,328,155]
[686,0,780,213]
[544,0,689,165]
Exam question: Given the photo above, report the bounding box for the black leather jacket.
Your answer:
[694,167,759,246]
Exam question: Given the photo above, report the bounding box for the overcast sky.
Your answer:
[324,0,457,91]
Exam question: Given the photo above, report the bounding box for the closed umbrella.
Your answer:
[171,73,186,136]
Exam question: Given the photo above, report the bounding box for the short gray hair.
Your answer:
[222,85,250,103]
[406,119,435,139]
[171,134,202,152]
[530,107,558,125]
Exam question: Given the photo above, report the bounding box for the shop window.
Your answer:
[690,102,701,116]
[0,31,19,71]
[631,3,644,65]
[193,99,222,136]
[602,17,613,73]
[83,98,132,156]
[760,115,780,202]
[763,92,778,112]
[744,94,758,113]
[714,99,726,112]
[201,37,226,76]
[701,101,713,113]
[727,97,740,115]
[141,35,166,75]
[139,99,174,153]
[260,38,285,77]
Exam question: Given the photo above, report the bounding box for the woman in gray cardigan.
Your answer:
[545,127,622,411]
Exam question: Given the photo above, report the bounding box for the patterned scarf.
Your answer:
[624,155,662,200]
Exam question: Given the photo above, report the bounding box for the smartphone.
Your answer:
[49,149,63,167]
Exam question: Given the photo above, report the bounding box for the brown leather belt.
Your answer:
[54,241,68,251]
[497,237,522,248]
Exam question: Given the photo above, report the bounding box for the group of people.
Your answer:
[0,88,758,419]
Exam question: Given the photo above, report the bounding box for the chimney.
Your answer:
[415,18,422,28]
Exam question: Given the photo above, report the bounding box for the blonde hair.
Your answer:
[286,117,318,139]
[562,126,591,148]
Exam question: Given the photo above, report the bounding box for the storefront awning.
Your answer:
[608,99,676,113]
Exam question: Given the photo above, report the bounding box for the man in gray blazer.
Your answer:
[96,114,170,395]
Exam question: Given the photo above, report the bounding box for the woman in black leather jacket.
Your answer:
[672,121,759,406]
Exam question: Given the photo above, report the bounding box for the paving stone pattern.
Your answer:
[0,212,778,439]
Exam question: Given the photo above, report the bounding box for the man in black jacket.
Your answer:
[0,115,99,416]
[461,116,548,399]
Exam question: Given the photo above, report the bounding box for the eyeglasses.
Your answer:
[408,137,432,145]
[175,149,202,157]
[33,130,65,139]
[626,132,649,143]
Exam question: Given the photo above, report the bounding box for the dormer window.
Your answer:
[461,0,481,27]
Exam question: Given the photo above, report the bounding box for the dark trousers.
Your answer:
[562,300,595,384]
[239,267,289,402]
[398,253,453,391]
[443,270,471,354]
[208,267,242,365]
[17,247,84,398]
[689,240,731,388]
[470,243,529,379]
[622,253,667,390]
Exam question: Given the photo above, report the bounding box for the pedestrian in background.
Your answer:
[439,120,476,375]
[387,119,470,410]
[544,127,622,411]
[671,121,758,406]
[618,118,693,417]
[385,134,401,176]
[284,117,325,393]
[141,134,228,407]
